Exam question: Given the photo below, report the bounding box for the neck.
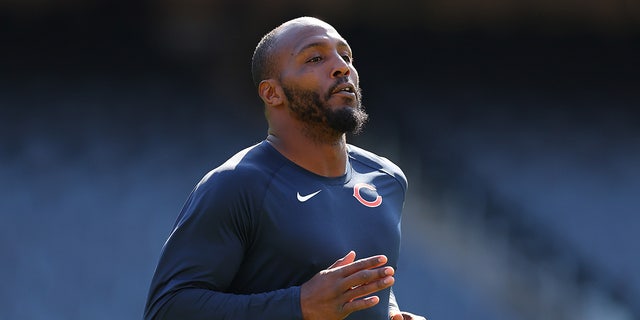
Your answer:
[266,132,348,177]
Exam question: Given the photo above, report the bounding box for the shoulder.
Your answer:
[194,141,285,198]
[174,141,286,229]
[347,144,408,191]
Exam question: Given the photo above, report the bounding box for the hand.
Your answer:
[389,310,428,320]
[300,251,395,320]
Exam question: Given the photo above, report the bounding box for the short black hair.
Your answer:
[251,17,327,88]
[251,26,281,88]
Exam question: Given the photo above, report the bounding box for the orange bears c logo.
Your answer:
[352,183,382,208]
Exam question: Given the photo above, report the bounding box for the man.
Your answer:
[144,16,426,320]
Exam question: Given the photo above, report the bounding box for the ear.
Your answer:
[258,79,285,107]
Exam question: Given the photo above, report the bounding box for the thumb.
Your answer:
[328,250,356,269]
[389,313,403,320]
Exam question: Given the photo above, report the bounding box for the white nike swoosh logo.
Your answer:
[297,190,322,202]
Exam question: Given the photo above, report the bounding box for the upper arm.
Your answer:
[146,169,260,312]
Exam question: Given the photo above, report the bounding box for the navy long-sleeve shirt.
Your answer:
[144,140,407,319]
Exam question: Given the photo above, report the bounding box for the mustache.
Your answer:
[326,78,361,101]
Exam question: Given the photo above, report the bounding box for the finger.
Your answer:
[395,312,427,320]
[345,275,394,301]
[388,306,402,320]
[328,251,356,269]
[389,314,403,320]
[341,295,380,315]
[337,255,388,276]
[343,266,394,291]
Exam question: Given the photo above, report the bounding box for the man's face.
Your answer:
[275,21,368,137]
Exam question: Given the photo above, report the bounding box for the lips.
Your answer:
[331,83,356,97]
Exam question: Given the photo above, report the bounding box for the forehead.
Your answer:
[276,21,350,55]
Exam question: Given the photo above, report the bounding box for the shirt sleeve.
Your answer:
[388,287,399,311]
[144,169,303,320]
[154,287,301,320]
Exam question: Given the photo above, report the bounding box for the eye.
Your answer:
[306,56,322,63]
[341,55,353,63]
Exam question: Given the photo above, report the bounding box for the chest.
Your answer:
[255,169,403,272]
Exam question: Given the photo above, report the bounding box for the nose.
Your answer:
[331,54,351,78]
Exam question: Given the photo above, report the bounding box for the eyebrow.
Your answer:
[294,39,351,56]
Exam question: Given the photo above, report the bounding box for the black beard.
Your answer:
[281,83,368,139]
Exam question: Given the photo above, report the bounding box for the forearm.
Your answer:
[388,287,428,320]
[149,286,302,320]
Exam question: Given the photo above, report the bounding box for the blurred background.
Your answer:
[1,1,639,319]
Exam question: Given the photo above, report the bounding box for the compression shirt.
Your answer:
[144,140,407,320]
